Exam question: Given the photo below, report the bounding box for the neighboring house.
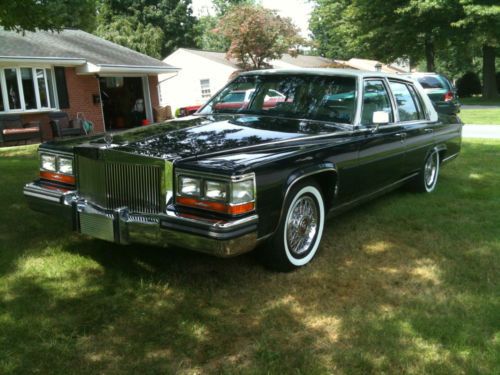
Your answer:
[158,48,407,114]
[0,28,178,140]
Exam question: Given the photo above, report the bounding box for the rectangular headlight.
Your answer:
[41,154,56,171]
[231,179,254,204]
[179,176,201,196]
[58,157,73,175]
[204,180,228,201]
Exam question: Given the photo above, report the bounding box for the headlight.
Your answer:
[231,179,254,204]
[179,176,201,196]
[204,180,228,200]
[176,171,255,215]
[41,154,56,171]
[58,157,73,175]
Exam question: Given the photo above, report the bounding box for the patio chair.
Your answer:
[49,112,83,138]
[0,114,42,145]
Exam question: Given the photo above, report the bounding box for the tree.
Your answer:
[194,0,255,52]
[310,0,460,71]
[0,0,96,32]
[216,4,304,69]
[453,1,500,98]
[95,0,198,58]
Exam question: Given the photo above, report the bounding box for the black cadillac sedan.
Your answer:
[24,69,462,271]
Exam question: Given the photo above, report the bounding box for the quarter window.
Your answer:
[361,80,393,125]
[200,79,211,99]
[0,67,57,112]
[389,81,422,121]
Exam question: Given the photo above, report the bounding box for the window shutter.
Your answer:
[54,67,69,109]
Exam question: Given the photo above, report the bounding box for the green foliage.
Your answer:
[193,15,229,52]
[95,0,198,59]
[456,72,482,98]
[0,0,96,32]
[212,0,255,16]
[216,4,304,69]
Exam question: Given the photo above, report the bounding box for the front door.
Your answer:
[355,79,406,196]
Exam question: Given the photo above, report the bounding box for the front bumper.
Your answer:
[23,182,259,257]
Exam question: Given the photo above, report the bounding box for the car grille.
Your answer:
[76,156,163,214]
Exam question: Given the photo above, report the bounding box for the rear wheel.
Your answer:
[263,181,325,271]
[411,149,440,193]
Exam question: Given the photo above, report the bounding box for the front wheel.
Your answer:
[263,181,325,271]
[411,149,440,193]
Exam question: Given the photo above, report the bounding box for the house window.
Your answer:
[0,67,57,112]
[200,79,211,99]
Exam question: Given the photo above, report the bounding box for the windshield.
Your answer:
[198,74,357,124]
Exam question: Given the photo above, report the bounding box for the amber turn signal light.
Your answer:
[176,196,255,215]
[40,171,76,185]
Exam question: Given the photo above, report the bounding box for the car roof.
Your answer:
[239,68,414,83]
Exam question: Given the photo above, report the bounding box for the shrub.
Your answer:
[456,72,482,98]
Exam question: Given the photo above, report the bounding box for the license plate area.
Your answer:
[79,211,115,242]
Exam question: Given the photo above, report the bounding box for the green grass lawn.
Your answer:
[459,108,500,125]
[1,142,500,374]
[460,96,500,106]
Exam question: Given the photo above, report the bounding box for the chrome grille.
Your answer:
[77,156,163,214]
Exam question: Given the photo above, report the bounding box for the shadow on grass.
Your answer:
[1,141,499,374]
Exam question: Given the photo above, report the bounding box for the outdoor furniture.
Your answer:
[49,112,83,138]
[0,114,42,145]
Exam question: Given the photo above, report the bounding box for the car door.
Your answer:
[388,80,434,176]
[355,78,406,196]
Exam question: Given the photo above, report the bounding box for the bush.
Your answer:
[456,71,482,98]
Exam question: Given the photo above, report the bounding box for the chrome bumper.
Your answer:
[23,182,259,257]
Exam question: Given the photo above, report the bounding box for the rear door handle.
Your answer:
[424,128,434,134]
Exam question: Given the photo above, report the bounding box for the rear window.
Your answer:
[417,76,449,90]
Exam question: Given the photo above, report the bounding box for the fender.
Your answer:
[266,162,337,236]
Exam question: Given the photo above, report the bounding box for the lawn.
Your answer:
[460,96,500,106]
[459,108,500,125]
[1,141,499,374]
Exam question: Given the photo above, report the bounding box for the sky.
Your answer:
[191,0,314,38]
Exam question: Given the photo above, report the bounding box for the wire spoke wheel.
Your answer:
[286,196,318,256]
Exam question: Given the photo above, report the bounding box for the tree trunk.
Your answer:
[482,44,498,99]
[424,35,435,72]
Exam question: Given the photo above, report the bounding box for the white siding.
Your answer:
[158,49,236,115]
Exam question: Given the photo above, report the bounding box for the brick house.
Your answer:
[0,29,178,141]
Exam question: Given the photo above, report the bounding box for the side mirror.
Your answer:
[372,111,390,125]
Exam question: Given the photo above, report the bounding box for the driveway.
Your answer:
[462,125,500,139]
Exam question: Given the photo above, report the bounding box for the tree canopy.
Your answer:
[0,0,96,32]
[95,0,198,59]
[310,0,500,98]
[216,4,303,69]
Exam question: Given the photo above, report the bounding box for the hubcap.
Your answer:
[424,152,438,188]
[286,195,318,256]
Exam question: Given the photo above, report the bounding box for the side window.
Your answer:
[389,81,423,121]
[361,80,393,125]
[407,84,426,120]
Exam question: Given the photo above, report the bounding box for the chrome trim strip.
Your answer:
[24,190,61,203]
[442,152,459,163]
[164,210,258,229]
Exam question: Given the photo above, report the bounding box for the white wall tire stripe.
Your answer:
[283,186,325,266]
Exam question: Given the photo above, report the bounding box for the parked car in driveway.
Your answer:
[407,72,461,115]
[24,69,462,271]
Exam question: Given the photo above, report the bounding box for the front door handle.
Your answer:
[395,132,407,138]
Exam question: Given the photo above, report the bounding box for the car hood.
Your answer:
[99,115,348,159]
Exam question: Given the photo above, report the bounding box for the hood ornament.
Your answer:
[104,133,113,147]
